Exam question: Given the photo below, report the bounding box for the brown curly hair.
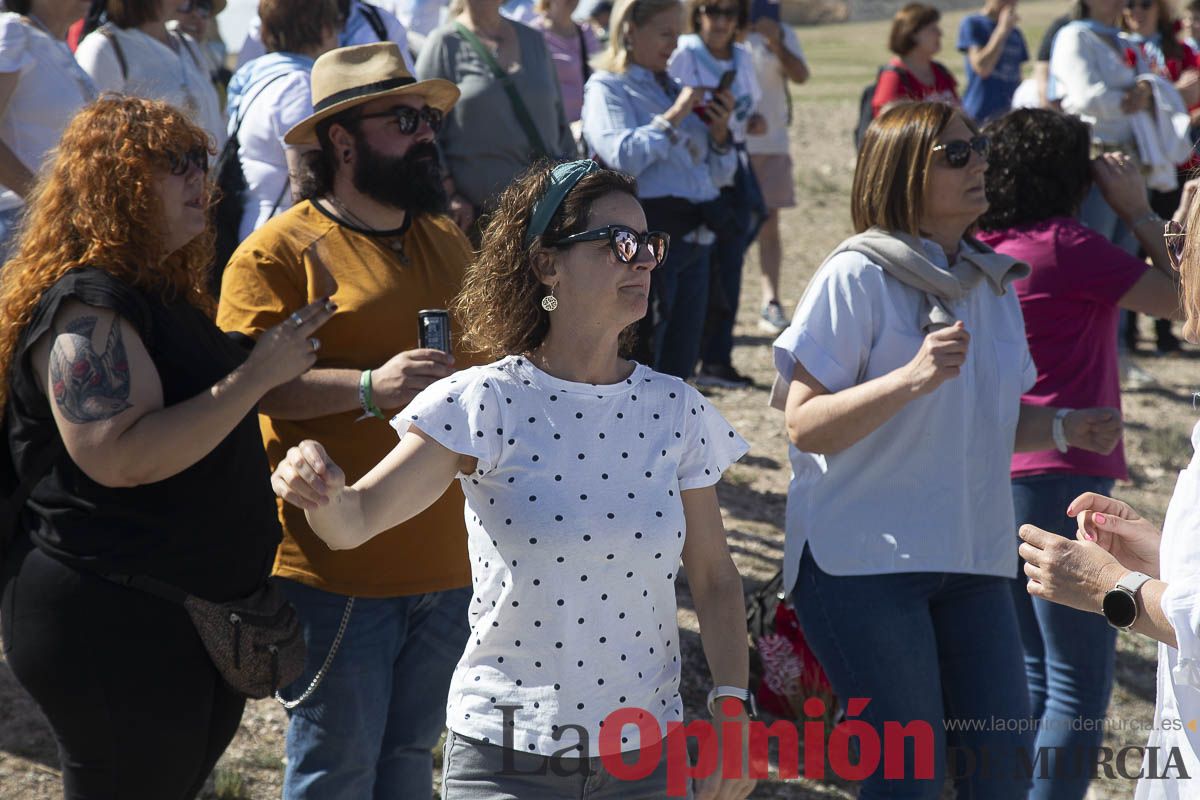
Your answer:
[452,161,639,359]
[0,95,216,412]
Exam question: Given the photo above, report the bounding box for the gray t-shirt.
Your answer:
[416,21,575,211]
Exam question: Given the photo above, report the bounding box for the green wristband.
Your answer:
[358,369,387,421]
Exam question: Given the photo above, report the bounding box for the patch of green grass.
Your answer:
[211,768,250,800]
[789,0,1063,105]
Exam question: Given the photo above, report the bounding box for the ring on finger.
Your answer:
[290,311,304,328]
[309,337,320,351]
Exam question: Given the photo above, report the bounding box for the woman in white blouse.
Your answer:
[773,101,1122,799]
[1051,0,1153,254]
[75,0,224,148]
[0,0,95,261]
[272,161,756,799]
[1018,186,1200,798]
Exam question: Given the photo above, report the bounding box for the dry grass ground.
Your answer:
[1,2,1193,796]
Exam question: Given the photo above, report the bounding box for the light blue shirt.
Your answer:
[581,64,736,202]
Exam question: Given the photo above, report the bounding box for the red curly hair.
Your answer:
[0,95,216,412]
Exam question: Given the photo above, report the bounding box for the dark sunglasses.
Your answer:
[166,146,208,176]
[1127,0,1155,9]
[176,0,212,15]
[931,135,990,168]
[554,224,670,266]
[699,5,739,17]
[354,105,444,135]
[1165,219,1186,270]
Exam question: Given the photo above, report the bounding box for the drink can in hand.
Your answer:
[418,309,451,353]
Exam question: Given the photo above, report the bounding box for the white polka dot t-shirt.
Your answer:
[393,355,748,757]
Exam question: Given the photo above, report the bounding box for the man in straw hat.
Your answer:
[216,42,473,799]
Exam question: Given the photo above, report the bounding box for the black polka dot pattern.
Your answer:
[391,356,748,757]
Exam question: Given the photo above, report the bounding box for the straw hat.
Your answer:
[284,43,460,146]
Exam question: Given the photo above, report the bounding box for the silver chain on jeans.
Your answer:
[274,596,355,710]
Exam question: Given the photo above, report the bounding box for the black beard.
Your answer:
[351,138,448,216]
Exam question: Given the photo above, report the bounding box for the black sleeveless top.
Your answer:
[6,268,281,601]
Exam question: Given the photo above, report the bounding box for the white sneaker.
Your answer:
[758,302,788,334]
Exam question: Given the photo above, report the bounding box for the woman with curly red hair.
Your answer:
[0,96,332,798]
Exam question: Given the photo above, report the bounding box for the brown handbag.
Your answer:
[103,573,307,700]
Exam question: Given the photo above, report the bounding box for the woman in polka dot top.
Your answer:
[272,161,756,799]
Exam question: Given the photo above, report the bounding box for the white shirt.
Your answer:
[668,34,761,145]
[772,239,1036,592]
[1050,23,1138,145]
[394,356,748,757]
[235,70,311,240]
[75,26,225,149]
[236,0,414,70]
[0,14,95,211]
[744,27,805,155]
[1136,421,1200,799]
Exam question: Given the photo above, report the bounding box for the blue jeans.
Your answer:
[278,580,472,800]
[793,546,1032,799]
[699,226,746,369]
[1079,184,1138,257]
[651,238,711,379]
[1011,474,1117,800]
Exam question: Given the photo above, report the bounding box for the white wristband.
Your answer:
[1052,407,1073,454]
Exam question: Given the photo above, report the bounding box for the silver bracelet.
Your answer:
[1129,211,1164,230]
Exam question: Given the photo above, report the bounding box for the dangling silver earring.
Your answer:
[541,286,558,312]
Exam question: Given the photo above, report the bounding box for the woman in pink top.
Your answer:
[532,0,600,125]
[976,107,1182,800]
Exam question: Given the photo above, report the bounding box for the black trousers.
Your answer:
[1,539,245,800]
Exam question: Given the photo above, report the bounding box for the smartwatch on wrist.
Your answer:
[706,685,757,719]
[1102,571,1152,630]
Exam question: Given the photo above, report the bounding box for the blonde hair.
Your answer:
[1181,197,1200,343]
[591,0,681,73]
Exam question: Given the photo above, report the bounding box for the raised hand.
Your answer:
[271,439,347,512]
[1068,492,1162,578]
[244,297,337,391]
[903,321,970,395]
[371,348,456,411]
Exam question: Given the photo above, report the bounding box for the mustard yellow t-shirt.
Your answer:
[216,201,473,597]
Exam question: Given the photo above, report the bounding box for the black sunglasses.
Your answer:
[931,135,990,168]
[699,4,739,17]
[1165,219,1186,269]
[176,0,212,15]
[554,224,670,266]
[354,105,444,135]
[166,146,208,176]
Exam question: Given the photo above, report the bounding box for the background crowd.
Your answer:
[5,0,1200,799]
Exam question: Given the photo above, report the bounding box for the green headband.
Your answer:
[524,160,601,246]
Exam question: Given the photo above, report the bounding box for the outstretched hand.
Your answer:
[271,439,346,512]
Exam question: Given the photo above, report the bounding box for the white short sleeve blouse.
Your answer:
[772,238,1036,591]
[394,355,748,756]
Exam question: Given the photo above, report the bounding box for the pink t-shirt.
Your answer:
[533,16,600,124]
[977,217,1147,481]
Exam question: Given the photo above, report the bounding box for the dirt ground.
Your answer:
[1,2,1195,796]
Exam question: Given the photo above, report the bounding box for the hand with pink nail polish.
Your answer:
[1066,492,1163,579]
